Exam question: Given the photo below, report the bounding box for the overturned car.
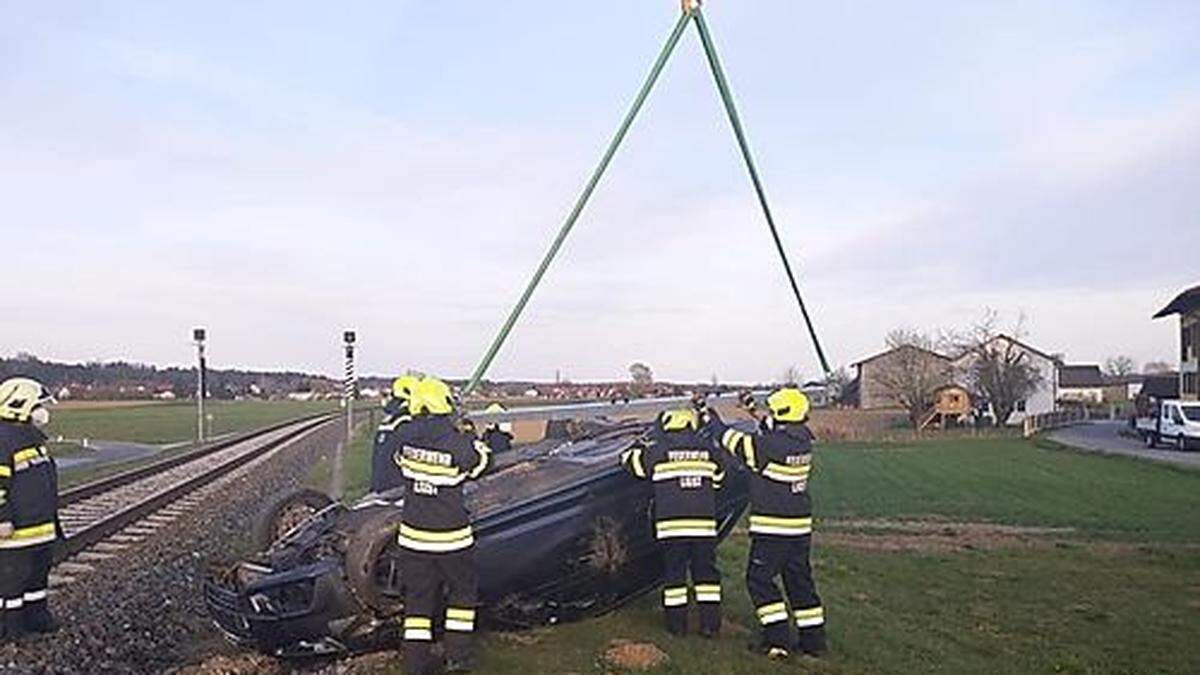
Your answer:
[204,417,750,657]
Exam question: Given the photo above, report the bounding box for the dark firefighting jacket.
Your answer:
[620,426,729,540]
[386,415,491,553]
[372,399,413,492]
[0,421,59,549]
[709,413,815,538]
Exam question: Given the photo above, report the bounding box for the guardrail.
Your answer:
[1023,408,1089,438]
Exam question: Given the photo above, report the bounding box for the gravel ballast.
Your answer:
[0,421,344,675]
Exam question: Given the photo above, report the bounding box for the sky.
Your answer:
[1,1,1198,384]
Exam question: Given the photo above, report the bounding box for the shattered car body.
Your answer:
[204,419,750,657]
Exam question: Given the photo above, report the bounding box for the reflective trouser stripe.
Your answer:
[756,601,788,625]
[4,598,23,609]
[446,607,475,632]
[397,524,474,552]
[748,515,812,537]
[0,522,57,549]
[24,589,47,602]
[663,587,689,607]
[694,584,721,603]
[655,519,718,539]
[794,606,825,628]
[404,616,433,641]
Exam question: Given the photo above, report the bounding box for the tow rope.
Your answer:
[465,4,830,394]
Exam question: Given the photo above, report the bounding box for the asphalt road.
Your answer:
[1048,420,1200,469]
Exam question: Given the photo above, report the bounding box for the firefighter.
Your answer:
[0,378,59,641]
[620,407,728,637]
[387,377,491,674]
[704,388,827,659]
[480,403,513,455]
[371,375,419,493]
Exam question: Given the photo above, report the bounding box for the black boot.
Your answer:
[795,626,827,657]
[23,606,59,635]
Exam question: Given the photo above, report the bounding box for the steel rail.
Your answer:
[60,411,337,506]
[54,415,338,564]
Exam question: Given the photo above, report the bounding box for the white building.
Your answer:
[951,335,1060,425]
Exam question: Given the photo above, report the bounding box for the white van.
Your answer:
[1136,399,1200,450]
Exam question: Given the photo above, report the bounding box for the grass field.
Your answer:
[48,400,338,486]
[331,434,1200,674]
[47,399,338,445]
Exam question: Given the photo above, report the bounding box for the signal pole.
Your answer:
[343,331,357,443]
[193,327,207,443]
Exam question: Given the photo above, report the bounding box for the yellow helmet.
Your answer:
[392,375,420,401]
[767,388,810,422]
[0,378,54,423]
[484,402,507,414]
[411,377,454,416]
[660,408,699,432]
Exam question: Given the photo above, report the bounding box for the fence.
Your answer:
[1022,408,1089,438]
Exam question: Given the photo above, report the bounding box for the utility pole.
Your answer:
[343,331,357,444]
[193,327,207,443]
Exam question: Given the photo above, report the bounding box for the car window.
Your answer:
[1182,405,1200,423]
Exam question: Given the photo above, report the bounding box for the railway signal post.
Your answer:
[343,330,357,444]
[194,327,207,443]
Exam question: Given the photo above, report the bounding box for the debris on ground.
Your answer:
[602,639,669,671]
[168,653,285,675]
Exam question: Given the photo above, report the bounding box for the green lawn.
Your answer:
[47,400,337,445]
[343,435,1200,674]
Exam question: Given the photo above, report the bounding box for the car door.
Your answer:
[1161,404,1182,440]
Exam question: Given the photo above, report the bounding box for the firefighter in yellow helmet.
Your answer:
[703,388,827,659]
[621,407,730,637]
[0,378,59,641]
[371,375,420,492]
[386,377,492,674]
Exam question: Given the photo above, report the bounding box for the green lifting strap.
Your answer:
[692,11,832,375]
[464,8,829,394]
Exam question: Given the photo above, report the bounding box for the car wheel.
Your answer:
[345,509,406,615]
[1177,435,1188,452]
[252,487,334,550]
[1144,433,1158,449]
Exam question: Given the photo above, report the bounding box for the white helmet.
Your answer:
[0,378,55,423]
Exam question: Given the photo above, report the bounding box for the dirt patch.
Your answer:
[821,518,1079,553]
[602,639,669,671]
[168,654,284,675]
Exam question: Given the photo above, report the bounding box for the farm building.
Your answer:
[852,345,953,410]
[1153,284,1200,401]
[1058,365,1106,404]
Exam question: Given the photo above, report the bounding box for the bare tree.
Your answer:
[629,362,653,395]
[947,310,1044,426]
[779,365,802,386]
[1103,355,1137,378]
[823,366,854,406]
[1143,361,1173,375]
[872,329,952,427]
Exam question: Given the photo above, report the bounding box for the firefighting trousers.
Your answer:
[401,548,477,675]
[661,539,721,635]
[0,543,54,640]
[746,535,826,653]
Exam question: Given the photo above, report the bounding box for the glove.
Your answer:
[738,391,755,409]
[702,406,723,427]
[0,522,12,538]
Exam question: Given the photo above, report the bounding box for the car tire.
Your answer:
[1144,433,1158,449]
[345,509,406,615]
[252,487,334,550]
[1177,435,1188,452]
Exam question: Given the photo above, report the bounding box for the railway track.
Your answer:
[51,413,338,578]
